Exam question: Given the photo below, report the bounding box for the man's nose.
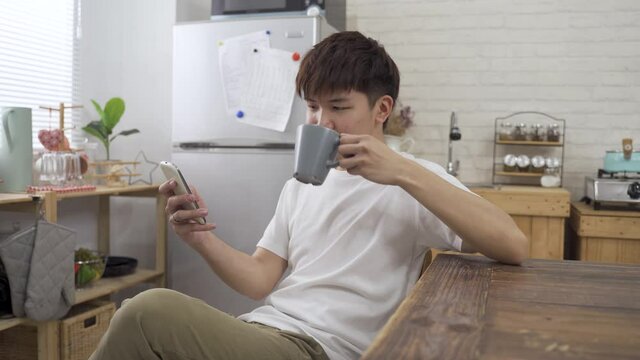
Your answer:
[307,108,320,125]
[308,109,334,130]
[307,114,319,125]
[317,111,334,130]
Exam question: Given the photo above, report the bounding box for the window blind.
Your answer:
[0,0,80,149]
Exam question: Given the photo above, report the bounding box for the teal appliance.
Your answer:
[604,153,640,173]
[0,107,33,193]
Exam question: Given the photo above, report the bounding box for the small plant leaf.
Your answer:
[109,128,140,142]
[103,97,125,131]
[91,99,106,123]
[82,121,109,150]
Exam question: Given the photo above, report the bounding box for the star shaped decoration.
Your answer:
[126,150,159,185]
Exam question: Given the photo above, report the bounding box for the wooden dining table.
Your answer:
[362,254,640,360]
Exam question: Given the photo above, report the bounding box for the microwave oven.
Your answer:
[212,0,324,15]
[211,0,345,30]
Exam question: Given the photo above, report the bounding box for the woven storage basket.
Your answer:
[60,301,115,360]
[0,301,115,360]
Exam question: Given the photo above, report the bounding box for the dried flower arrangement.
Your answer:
[384,103,415,137]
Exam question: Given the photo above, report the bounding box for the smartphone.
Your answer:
[159,161,206,225]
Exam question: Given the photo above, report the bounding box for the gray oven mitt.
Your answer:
[0,226,36,317]
[24,220,76,321]
[0,220,76,321]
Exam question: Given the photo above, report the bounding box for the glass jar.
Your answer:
[498,122,514,141]
[547,123,561,142]
[514,123,528,141]
[63,152,82,185]
[529,124,543,141]
[40,152,65,186]
[503,154,517,172]
[516,154,531,172]
[545,157,561,169]
[526,124,538,141]
[39,151,82,186]
[531,155,546,173]
[536,124,548,142]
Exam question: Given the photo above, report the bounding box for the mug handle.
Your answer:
[326,159,339,168]
[401,137,415,152]
[1,109,13,151]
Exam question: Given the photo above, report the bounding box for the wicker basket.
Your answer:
[60,301,115,360]
[0,301,115,360]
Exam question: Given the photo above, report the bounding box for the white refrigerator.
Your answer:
[170,15,335,315]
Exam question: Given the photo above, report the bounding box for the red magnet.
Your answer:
[292,52,301,61]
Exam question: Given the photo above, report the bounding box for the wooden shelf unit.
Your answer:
[494,171,543,177]
[0,185,167,360]
[0,317,28,332]
[469,185,570,260]
[492,111,565,186]
[495,140,563,146]
[74,269,164,304]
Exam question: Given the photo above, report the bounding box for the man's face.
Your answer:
[304,90,386,138]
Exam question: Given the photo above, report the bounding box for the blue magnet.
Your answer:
[236,110,244,118]
[266,30,271,35]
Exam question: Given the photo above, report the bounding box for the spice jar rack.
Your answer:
[492,111,565,187]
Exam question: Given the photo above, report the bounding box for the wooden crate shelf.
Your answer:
[570,201,640,264]
[469,185,570,260]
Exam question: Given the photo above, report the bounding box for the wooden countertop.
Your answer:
[0,184,159,205]
[571,201,640,241]
[363,254,640,360]
[468,185,570,217]
[468,185,570,195]
[572,201,640,218]
[0,193,35,205]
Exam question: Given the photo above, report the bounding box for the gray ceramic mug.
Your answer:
[293,124,340,185]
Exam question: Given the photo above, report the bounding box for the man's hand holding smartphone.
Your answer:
[159,161,216,245]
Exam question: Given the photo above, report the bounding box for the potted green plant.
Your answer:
[82,97,139,160]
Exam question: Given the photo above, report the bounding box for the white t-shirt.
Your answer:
[238,154,469,360]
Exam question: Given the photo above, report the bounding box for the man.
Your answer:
[91,31,527,360]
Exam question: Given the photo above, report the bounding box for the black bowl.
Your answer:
[103,256,138,277]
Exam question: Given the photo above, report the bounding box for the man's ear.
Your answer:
[375,95,394,126]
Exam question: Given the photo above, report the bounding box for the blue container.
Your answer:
[603,151,640,172]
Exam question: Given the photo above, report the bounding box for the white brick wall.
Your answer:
[347,0,640,199]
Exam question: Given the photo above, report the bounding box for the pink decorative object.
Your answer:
[38,129,68,151]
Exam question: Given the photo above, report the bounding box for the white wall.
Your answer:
[80,0,175,164]
[348,0,640,198]
[58,0,176,299]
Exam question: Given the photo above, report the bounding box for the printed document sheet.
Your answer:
[218,31,270,116]
[218,31,297,132]
[239,47,298,132]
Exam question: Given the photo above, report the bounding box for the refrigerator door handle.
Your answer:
[178,142,294,150]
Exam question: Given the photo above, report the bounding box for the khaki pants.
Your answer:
[90,288,329,360]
